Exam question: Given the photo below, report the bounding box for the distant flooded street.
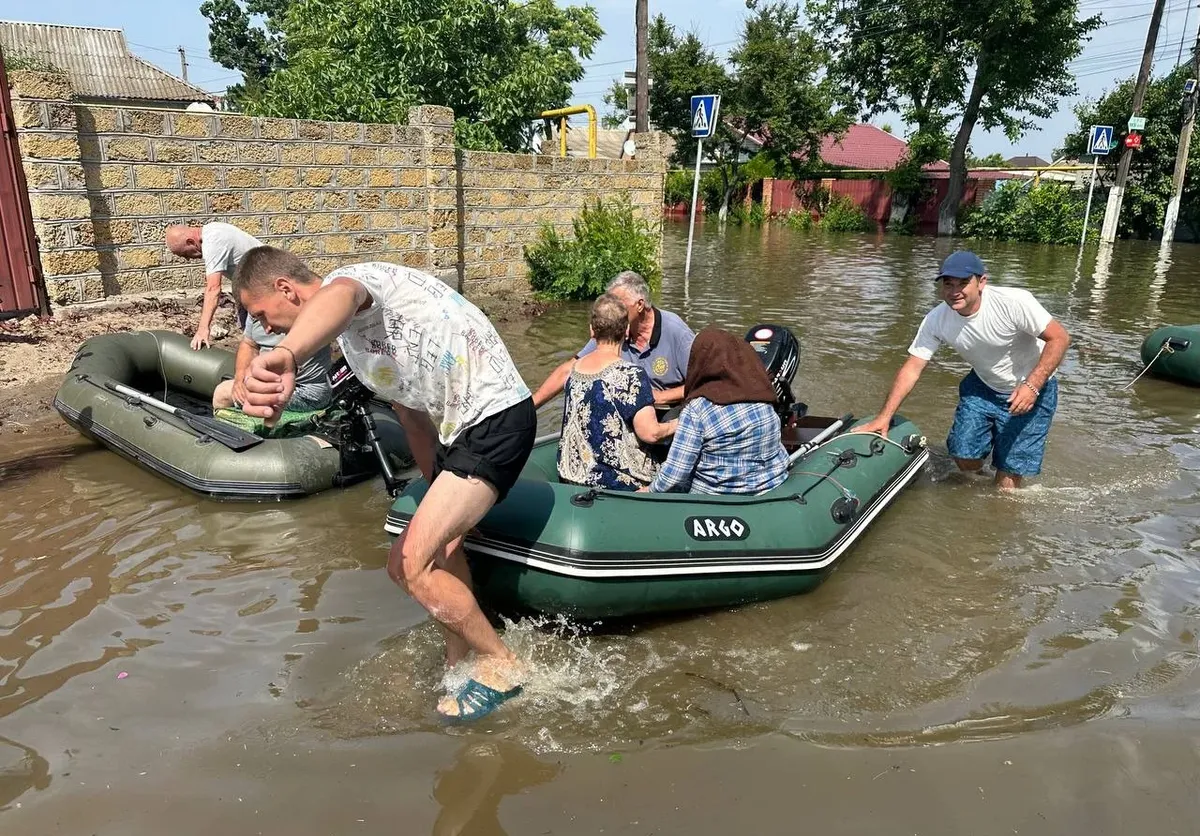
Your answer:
[3,222,1200,834]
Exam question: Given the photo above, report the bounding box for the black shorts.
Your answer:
[432,397,536,502]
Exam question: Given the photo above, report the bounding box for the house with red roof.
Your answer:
[755,123,1001,233]
[666,121,1004,233]
[816,123,915,170]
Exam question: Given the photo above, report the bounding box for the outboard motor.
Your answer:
[327,359,407,496]
[744,323,805,424]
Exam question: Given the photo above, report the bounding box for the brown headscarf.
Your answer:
[683,326,777,406]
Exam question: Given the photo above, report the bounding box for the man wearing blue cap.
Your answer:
[861,250,1070,489]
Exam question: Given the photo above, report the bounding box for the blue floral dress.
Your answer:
[557,361,658,490]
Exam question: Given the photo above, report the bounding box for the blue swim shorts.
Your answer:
[946,371,1058,477]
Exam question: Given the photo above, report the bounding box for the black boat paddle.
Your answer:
[103,381,264,451]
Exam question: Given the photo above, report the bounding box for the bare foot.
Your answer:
[437,655,526,718]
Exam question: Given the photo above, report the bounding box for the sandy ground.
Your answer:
[0,292,549,465]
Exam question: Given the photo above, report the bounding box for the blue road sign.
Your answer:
[1088,124,1114,156]
[690,95,720,139]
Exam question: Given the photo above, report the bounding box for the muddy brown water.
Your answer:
[3,224,1200,834]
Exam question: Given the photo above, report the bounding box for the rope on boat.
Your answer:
[1121,340,1175,390]
[839,431,913,453]
[789,470,856,500]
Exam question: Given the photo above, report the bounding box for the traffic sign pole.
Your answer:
[1080,154,1099,249]
[684,137,704,278]
[684,94,719,279]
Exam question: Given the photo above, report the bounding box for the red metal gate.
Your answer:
[0,49,49,319]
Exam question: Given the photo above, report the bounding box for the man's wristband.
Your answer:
[275,345,298,370]
[1021,380,1039,397]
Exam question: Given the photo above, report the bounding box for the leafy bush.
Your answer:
[780,209,815,230]
[960,181,1095,245]
[664,170,694,207]
[524,196,662,301]
[700,169,727,214]
[818,193,873,232]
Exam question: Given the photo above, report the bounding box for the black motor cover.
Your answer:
[744,323,801,409]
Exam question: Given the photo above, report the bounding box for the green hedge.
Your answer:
[960,181,1096,245]
[524,196,662,301]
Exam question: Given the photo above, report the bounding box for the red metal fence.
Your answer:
[763,176,997,233]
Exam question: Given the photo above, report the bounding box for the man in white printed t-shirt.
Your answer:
[165,222,262,349]
[233,246,535,722]
[861,251,1071,489]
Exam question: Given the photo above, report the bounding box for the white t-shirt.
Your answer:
[908,286,1055,394]
[201,223,262,290]
[324,262,530,444]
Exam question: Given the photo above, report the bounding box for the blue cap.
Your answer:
[938,250,987,279]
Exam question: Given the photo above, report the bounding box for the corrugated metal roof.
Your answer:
[0,20,213,102]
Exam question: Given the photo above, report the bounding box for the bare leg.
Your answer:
[434,535,473,669]
[212,379,236,409]
[953,457,984,473]
[385,471,519,707]
[995,471,1023,490]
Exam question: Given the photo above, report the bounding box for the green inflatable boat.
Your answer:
[384,324,929,621]
[54,330,414,500]
[1139,325,1200,385]
[385,416,928,621]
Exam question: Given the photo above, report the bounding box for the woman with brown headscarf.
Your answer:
[648,327,789,494]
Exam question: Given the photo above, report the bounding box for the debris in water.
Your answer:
[116,671,129,680]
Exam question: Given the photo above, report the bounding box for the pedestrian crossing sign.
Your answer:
[691,95,720,138]
[1088,124,1114,156]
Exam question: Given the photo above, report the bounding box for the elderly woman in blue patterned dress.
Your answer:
[557,294,678,490]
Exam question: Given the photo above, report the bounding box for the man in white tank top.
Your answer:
[233,247,534,722]
[861,251,1071,489]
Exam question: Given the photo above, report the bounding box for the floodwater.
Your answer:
[3,224,1200,834]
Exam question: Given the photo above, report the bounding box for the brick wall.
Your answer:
[10,70,666,305]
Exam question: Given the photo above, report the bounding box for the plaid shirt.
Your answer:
[650,398,788,494]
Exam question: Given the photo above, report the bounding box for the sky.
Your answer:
[1,0,1196,160]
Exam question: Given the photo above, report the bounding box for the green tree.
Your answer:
[241,0,602,150]
[1059,64,1197,240]
[649,1,848,220]
[601,79,630,129]
[201,0,292,109]
[808,0,956,225]
[809,0,1099,235]
[969,152,1009,167]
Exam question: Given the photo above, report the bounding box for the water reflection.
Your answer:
[432,741,559,836]
[0,736,49,811]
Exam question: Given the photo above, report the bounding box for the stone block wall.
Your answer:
[459,147,665,290]
[10,70,666,305]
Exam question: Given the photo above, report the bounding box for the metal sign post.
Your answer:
[685,94,719,278]
[1081,125,1113,248]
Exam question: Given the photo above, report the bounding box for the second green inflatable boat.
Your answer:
[1139,325,1200,385]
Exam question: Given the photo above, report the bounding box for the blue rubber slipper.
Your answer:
[440,678,523,724]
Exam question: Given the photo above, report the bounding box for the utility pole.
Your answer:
[635,0,649,133]
[1162,10,1200,246]
[177,46,189,82]
[1100,0,1167,244]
